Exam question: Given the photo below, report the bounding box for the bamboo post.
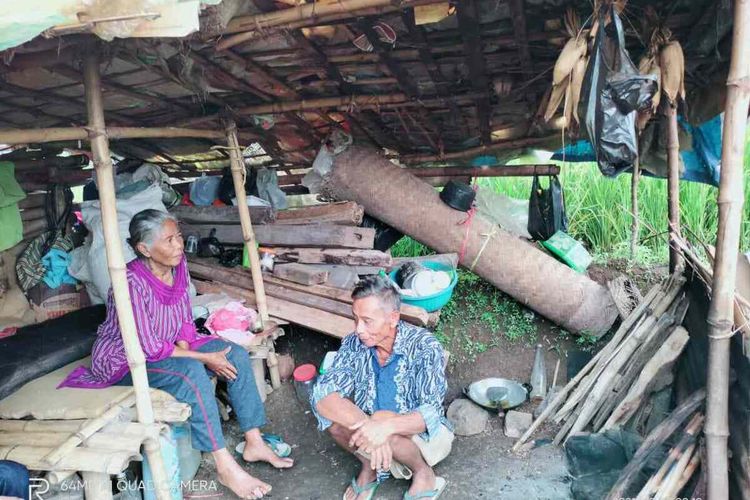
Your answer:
[630,160,640,260]
[665,105,683,272]
[82,48,172,500]
[705,1,750,498]
[224,120,270,326]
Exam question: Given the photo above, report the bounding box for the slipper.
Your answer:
[343,477,378,500]
[403,477,447,500]
[235,433,292,458]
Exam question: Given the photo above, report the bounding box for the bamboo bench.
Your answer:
[0,359,190,500]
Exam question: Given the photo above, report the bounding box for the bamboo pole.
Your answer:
[399,136,558,163]
[666,106,683,272]
[224,0,441,34]
[225,120,270,326]
[630,160,640,260]
[82,472,113,500]
[82,48,172,500]
[234,94,407,115]
[705,1,750,497]
[0,126,227,145]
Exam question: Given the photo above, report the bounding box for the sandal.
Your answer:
[403,477,447,500]
[343,477,379,500]
[235,433,292,458]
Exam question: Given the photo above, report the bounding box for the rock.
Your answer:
[277,353,296,381]
[504,410,533,439]
[447,398,489,436]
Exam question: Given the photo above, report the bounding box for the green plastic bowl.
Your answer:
[389,261,458,312]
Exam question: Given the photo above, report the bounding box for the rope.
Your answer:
[469,226,498,272]
[456,179,480,265]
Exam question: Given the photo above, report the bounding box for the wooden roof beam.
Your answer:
[457,0,492,145]
[402,8,470,141]
[507,0,533,77]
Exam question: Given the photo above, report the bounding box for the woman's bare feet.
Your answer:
[213,449,271,499]
[242,429,294,469]
[344,465,378,500]
[242,440,294,468]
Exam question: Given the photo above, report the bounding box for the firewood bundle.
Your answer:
[607,389,705,500]
[514,274,690,449]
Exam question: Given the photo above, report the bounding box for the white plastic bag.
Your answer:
[68,184,166,304]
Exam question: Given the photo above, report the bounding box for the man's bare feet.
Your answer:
[407,466,437,497]
[242,440,294,469]
[214,450,271,499]
[344,465,378,500]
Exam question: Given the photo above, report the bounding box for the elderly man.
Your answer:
[312,275,453,500]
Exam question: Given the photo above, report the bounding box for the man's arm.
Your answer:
[316,392,368,428]
[311,335,359,430]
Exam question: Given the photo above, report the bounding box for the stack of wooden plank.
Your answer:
[514,274,691,449]
[188,259,437,339]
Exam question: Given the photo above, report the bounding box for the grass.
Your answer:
[392,136,750,357]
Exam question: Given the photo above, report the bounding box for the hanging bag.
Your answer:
[528,175,568,241]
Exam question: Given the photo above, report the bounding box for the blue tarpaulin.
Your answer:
[551,114,723,186]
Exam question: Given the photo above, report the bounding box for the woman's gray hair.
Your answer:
[351,275,401,312]
[128,209,178,258]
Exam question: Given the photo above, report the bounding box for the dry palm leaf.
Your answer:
[545,78,570,122]
[569,55,588,126]
[660,41,686,107]
[545,7,587,123]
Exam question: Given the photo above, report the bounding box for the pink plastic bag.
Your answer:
[205,301,258,335]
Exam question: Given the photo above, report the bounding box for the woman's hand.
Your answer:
[202,347,238,381]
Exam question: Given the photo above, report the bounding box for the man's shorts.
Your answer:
[390,424,454,479]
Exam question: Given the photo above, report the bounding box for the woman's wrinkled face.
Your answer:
[137,219,184,268]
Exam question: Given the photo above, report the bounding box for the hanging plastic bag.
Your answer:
[580,7,658,176]
[527,176,568,241]
[189,175,221,206]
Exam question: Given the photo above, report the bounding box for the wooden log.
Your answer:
[18,193,47,210]
[22,218,48,238]
[83,47,170,500]
[181,223,376,249]
[224,0,439,34]
[603,326,690,430]
[398,136,558,164]
[170,205,277,225]
[273,263,329,285]
[511,284,663,451]
[705,1,750,497]
[20,207,46,222]
[606,389,706,500]
[405,165,561,178]
[636,413,704,500]
[275,202,364,226]
[390,253,459,270]
[327,146,616,335]
[558,279,685,443]
[189,260,430,327]
[9,155,89,172]
[0,127,228,145]
[271,248,392,266]
[194,280,352,338]
[235,94,408,115]
[310,264,385,276]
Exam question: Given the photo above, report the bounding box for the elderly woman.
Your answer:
[62,209,292,499]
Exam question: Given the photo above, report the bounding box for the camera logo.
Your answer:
[28,477,50,500]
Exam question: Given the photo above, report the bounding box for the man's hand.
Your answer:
[367,442,392,471]
[349,418,394,452]
[202,347,238,381]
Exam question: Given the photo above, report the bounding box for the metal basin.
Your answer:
[464,377,528,410]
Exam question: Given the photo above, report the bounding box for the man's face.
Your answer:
[352,295,399,348]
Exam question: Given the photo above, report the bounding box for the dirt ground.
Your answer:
[192,326,573,500]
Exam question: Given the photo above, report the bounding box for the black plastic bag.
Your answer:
[580,8,658,176]
[218,166,259,205]
[528,175,568,241]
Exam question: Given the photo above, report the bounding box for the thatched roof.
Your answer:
[0,0,733,183]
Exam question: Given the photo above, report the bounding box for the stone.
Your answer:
[276,353,296,382]
[447,398,490,436]
[504,410,533,439]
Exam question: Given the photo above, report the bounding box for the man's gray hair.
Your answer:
[128,209,177,258]
[351,275,401,312]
